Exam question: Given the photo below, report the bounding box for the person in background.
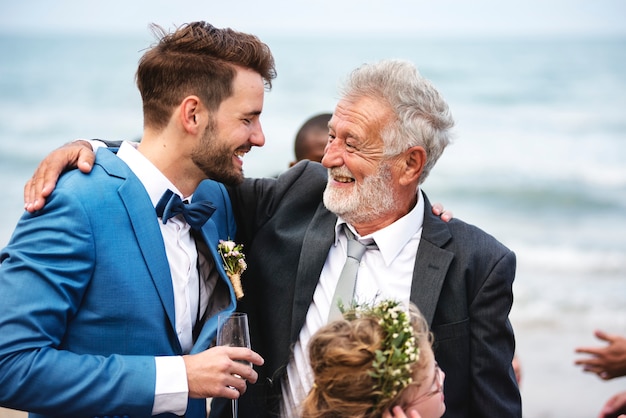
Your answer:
[596,392,626,418]
[23,59,520,417]
[576,330,626,380]
[289,112,333,167]
[301,299,445,418]
[0,21,273,417]
[512,354,522,387]
[575,330,626,418]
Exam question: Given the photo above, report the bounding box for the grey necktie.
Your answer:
[328,226,377,322]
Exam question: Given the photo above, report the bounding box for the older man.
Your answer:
[222,60,520,418]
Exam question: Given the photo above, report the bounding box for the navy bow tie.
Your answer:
[155,189,216,230]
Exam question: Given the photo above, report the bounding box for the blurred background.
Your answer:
[1,1,625,417]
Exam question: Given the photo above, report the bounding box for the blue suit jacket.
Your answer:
[0,149,238,417]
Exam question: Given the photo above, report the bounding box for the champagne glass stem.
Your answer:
[217,312,250,418]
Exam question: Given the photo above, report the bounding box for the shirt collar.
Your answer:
[334,190,424,266]
[116,141,189,207]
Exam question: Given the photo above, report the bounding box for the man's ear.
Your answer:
[398,146,427,186]
[180,96,203,134]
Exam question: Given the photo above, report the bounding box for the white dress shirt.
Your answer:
[281,192,425,416]
[117,141,208,416]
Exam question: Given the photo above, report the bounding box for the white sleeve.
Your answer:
[152,356,189,416]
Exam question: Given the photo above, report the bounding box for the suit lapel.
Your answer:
[117,177,179,346]
[291,203,337,342]
[104,151,234,355]
[410,192,454,325]
[191,218,236,353]
[290,192,454,332]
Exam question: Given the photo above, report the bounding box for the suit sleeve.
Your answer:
[0,183,155,416]
[469,249,521,416]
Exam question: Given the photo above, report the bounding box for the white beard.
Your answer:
[323,163,397,225]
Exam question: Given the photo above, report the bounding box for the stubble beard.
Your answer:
[191,121,245,187]
[323,162,397,225]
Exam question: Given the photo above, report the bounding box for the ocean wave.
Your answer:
[515,244,626,275]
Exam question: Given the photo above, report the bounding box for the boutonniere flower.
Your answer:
[217,239,247,300]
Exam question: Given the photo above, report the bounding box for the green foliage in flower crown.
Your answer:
[343,299,420,407]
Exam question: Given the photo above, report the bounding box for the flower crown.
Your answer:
[342,299,420,407]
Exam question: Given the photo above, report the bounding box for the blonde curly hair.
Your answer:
[300,302,433,418]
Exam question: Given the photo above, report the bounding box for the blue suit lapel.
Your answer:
[98,151,238,356]
[190,217,237,354]
[117,179,179,348]
[96,148,181,351]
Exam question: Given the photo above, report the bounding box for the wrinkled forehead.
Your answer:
[330,96,393,139]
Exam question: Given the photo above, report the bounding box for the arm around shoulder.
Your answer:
[24,139,98,212]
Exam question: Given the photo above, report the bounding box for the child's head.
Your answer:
[301,300,445,418]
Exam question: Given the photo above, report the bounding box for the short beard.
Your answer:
[191,119,245,187]
[323,162,397,225]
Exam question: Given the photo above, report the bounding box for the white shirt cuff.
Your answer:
[71,138,107,151]
[152,356,188,416]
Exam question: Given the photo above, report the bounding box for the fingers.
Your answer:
[599,371,612,380]
[599,391,626,418]
[575,355,600,366]
[383,406,405,418]
[575,346,601,355]
[24,160,56,213]
[595,329,612,343]
[75,142,96,173]
[575,357,615,380]
[431,202,444,216]
[229,346,265,368]
[184,346,264,399]
[430,202,453,222]
[440,210,454,222]
[23,140,95,213]
[229,362,259,385]
[384,406,421,418]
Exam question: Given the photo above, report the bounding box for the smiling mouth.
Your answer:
[330,167,355,184]
[333,175,354,183]
[234,147,250,163]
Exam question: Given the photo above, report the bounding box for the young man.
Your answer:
[0,21,275,417]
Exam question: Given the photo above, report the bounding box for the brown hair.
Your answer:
[300,303,433,418]
[136,21,276,130]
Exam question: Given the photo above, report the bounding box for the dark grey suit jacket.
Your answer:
[211,160,521,418]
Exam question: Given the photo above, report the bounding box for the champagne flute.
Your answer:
[216,312,251,418]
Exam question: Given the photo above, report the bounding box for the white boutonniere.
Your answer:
[217,239,247,300]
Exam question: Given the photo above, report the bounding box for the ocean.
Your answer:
[0,33,625,417]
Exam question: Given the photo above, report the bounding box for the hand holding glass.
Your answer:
[217,312,251,418]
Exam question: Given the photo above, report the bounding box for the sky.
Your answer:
[1,0,625,39]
